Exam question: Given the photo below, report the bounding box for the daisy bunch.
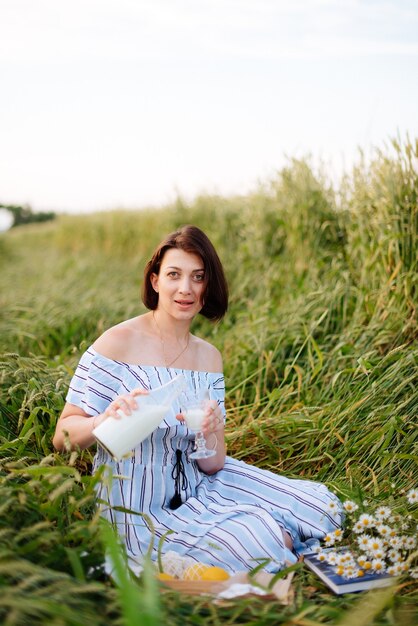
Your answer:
[316,488,418,580]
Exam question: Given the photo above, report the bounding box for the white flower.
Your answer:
[324,533,336,546]
[327,501,340,515]
[371,548,386,560]
[389,560,408,574]
[404,536,417,550]
[336,553,347,566]
[372,558,386,573]
[358,513,375,529]
[367,537,385,554]
[388,549,402,563]
[326,551,338,565]
[343,566,361,579]
[376,524,391,537]
[406,489,418,505]
[357,555,370,568]
[337,551,355,567]
[343,500,359,513]
[389,536,402,549]
[410,568,418,579]
[357,533,371,549]
[362,514,375,525]
[362,560,373,572]
[375,506,391,520]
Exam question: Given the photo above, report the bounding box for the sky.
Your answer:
[0,0,417,221]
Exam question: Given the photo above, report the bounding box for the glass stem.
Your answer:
[195,431,206,452]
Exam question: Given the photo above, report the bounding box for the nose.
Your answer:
[178,276,192,294]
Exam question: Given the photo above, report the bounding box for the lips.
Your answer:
[175,300,194,306]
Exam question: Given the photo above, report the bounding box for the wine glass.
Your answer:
[181,389,216,459]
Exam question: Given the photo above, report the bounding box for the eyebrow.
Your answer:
[166,265,205,271]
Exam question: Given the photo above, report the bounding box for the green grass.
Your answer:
[0,138,417,625]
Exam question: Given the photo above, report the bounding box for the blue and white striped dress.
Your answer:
[67,347,342,574]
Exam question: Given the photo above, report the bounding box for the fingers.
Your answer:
[201,401,223,435]
[104,389,148,419]
[104,399,128,419]
[131,388,149,397]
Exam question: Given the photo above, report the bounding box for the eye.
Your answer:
[193,273,205,282]
[168,271,179,278]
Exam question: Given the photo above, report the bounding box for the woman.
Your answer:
[53,224,341,574]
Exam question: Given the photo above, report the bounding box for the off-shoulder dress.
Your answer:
[66,347,342,574]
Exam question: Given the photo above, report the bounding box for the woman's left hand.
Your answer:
[200,400,224,436]
[175,400,224,436]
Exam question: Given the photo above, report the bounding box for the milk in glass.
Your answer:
[184,408,205,431]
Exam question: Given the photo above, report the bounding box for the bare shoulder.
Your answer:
[192,336,223,373]
[92,317,145,361]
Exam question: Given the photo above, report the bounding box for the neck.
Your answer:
[151,310,191,368]
[151,310,191,341]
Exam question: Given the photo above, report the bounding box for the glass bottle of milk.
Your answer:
[93,374,186,460]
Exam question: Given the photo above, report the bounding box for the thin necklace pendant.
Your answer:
[152,312,190,368]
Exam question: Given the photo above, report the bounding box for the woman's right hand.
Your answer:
[94,388,149,428]
[53,388,148,452]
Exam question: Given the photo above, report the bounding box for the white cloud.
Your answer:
[1,0,417,65]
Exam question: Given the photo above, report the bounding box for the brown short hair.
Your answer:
[142,225,228,321]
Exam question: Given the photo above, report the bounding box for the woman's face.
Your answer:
[151,248,206,320]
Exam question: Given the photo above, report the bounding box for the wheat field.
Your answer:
[0,139,417,625]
